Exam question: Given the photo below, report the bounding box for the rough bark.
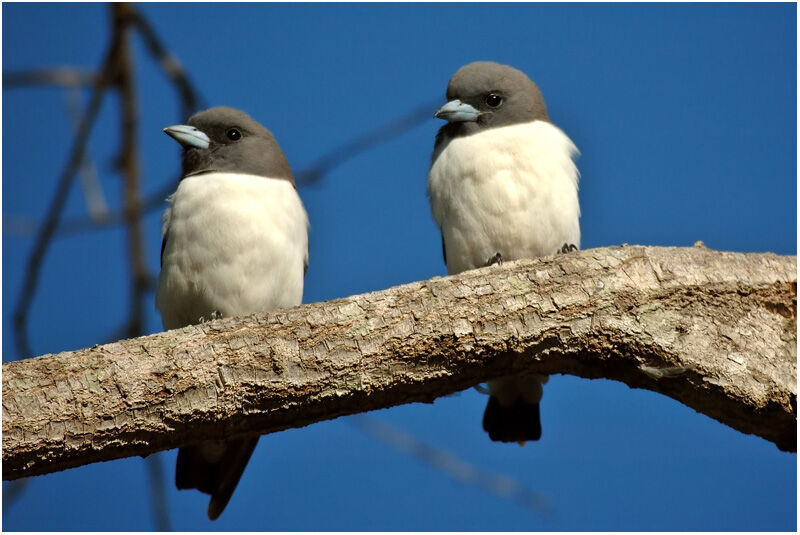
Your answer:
[3,245,796,481]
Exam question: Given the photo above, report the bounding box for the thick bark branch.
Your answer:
[3,246,796,480]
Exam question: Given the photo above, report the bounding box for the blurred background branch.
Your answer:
[3,68,98,88]
[349,415,554,518]
[65,88,110,223]
[11,19,122,361]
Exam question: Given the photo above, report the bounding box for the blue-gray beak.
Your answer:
[434,99,481,122]
[163,124,211,150]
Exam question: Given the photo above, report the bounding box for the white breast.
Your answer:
[427,120,580,275]
[156,172,309,330]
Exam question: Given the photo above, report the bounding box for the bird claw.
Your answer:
[485,252,503,266]
[198,310,222,323]
[559,243,578,254]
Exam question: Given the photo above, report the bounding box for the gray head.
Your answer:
[164,106,294,184]
[434,62,549,140]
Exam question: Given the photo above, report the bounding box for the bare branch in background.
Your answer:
[11,29,123,360]
[1,480,30,515]
[65,89,110,223]
[8,1,207,356]
[57,178,178,235]
[2,7,127,517]
[144,454,172,531]
[350,416,553,517]
[113,2,150,339]
[295,99,438,185]
[2,180,179,237]
[128,5,203,119]
[3,68,98,89]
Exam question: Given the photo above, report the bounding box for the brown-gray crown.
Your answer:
[445,61,549,127]
[178,106,294,183]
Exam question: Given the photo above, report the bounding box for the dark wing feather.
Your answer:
[175,437,260,521]
[160,229,169,267]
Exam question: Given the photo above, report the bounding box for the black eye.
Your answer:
[485,93,503,108]
[226,128,242,141]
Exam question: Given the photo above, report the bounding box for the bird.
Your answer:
[156,106,309,519]
[427,61,580,444]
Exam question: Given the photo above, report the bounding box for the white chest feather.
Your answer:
[156,172,309,330]
[427,120,580,275]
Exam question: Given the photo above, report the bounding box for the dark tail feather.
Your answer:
[482,396,542,443]
[175,437,260,520]
[176,445,218,495]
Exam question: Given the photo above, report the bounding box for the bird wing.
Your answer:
[160,230,169,267]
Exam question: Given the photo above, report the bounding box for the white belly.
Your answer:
[156,172,309,330]
[428,121,580,275]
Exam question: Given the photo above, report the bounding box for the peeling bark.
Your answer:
[3,245,796,481]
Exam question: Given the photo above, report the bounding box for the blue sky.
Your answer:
[2,2,796,531]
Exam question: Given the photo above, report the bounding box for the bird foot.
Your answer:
[485,252,503,266]
[559,243,578,254]
[198,310,222,323]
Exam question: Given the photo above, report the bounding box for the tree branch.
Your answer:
[113,2,151,340]
[128,4,203,119]
[11,28,122,359]
[3,246,796,481]
[65,88,109,223]
[3,68,98,89]
[294,99,438,185]
[350,415,553,516]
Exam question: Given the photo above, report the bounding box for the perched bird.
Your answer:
[156,106,309,519]
[427,61,580,443]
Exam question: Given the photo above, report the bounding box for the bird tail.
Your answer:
[482,396,542,443]
[175,436,260,520]
[482,374,547,443]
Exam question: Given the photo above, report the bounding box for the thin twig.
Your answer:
[295,99,438,185]
[1,480,30,514]
[65,88,109,223]
[3,68,98,89]
[2,3,205,240]
[113,4,171,529]
[2,4,126,516]
[145,454,172,531]
[11,28,122,359]
[2,179,178,237]
[129,5,203,119]
[114,3,150,339]
[349,415,554,518]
